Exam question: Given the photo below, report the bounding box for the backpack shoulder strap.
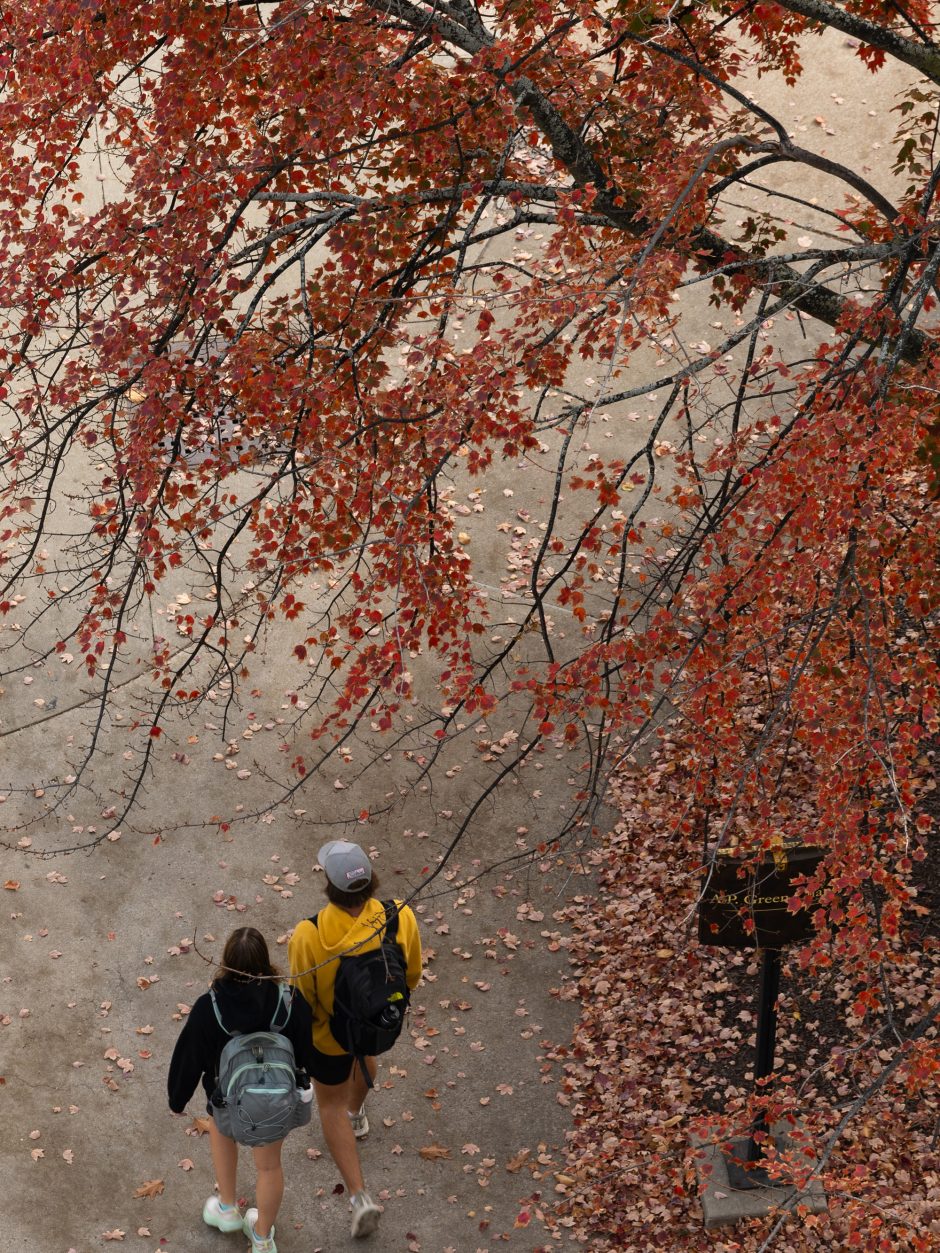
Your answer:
[269,982,292,1033]
[381,899,400,942]
[209,987,232,1036]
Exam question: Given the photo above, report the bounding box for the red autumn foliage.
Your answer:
[0,2,937,1244]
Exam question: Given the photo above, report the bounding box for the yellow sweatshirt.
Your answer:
[288,897,422,1054]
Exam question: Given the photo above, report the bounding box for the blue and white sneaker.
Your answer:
[242,1207,277,1252]
[202,1195,243,1233]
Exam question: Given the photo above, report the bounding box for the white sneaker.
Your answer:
[348,1103,369,1139]
[202,1195,243,1233]
[350,1191,381,1238]
[242,1207,277,1252]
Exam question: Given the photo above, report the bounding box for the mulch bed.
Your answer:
[538,751,940,1251]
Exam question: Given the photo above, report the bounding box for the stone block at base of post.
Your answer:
[691,1120,828,1229]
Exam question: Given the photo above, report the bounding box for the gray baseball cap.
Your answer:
[318,840,373,889]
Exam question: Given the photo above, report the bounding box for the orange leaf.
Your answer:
[132,1179,164,1200]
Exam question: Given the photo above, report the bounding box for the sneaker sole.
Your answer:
[351,1206,380,1238]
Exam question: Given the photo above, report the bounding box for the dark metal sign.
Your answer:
[698,846,825,949]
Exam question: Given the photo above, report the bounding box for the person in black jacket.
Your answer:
[168,927,315,1253]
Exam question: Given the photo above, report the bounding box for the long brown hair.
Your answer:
[215,927,279,984]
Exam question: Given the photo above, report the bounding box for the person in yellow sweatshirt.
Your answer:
[289,840,422,1239]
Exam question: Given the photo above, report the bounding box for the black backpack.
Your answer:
[310,900,410,1087]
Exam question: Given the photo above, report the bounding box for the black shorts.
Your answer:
[310,1045,354,1086]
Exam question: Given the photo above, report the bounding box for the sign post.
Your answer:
[698,844,824,1187]
[724,945,782,1188]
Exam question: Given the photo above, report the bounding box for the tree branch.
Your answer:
[773,0,940,82]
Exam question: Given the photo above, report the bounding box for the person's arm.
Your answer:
[167,996,212,1114]
[397,903,423,991]
[284,988,316,1072]
[288,919,318,1013]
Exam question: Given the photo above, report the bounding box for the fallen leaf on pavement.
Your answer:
[133,1179,164,1199]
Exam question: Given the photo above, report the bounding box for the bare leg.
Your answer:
[207,1116,239,1207]
[346,1056,376,1115]
[315,1077,366,1195]
[250,1139,284,1238]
